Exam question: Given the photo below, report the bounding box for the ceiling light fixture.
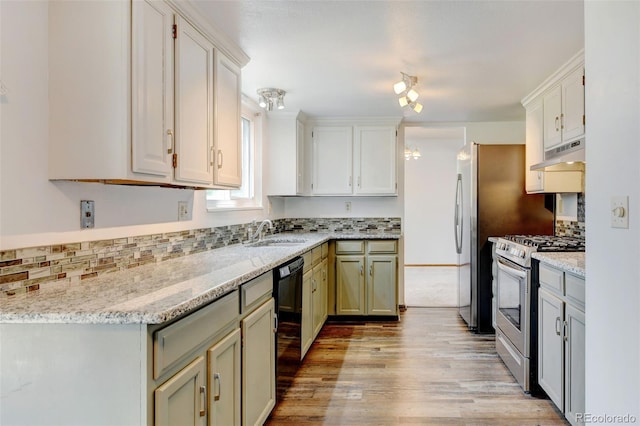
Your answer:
[257,88,286,111]
[404,146,422,160]
[394,72,423,114]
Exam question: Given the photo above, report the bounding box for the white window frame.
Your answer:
[206,100,263,211]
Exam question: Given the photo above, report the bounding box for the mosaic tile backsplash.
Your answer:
[0,217,401,297]
[555,193,586,238]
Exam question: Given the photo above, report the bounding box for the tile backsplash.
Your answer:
[555,193,586,238]
[0,217,401,297]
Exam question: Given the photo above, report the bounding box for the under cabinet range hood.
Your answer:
[530,138,585,170]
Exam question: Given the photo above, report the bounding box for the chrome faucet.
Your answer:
[249,219,273,242]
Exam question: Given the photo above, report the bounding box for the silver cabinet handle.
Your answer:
[210,146,214,167]
[167,129,174,154]
[560,113,564,129]
[563,320,569,342]
[217,150,223,169]
[274,313,278,333]
[555,317,561,336]
[213,373,221,402]
[555,116,560,131]
[357,176,361,187]
[359,265,363,275]
[369,265,373,276]
[199,385,206,417]
[349,176,352,187]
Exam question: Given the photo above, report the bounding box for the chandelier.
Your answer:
[393,72,423,113]
[257,88,286,111]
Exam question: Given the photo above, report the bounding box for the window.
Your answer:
[206,104,262,210]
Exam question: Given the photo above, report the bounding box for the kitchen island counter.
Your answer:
[532,251,585,277]
[0,232,401,325]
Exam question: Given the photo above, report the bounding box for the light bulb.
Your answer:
[412,148,421,159]
[393,80,407,95]
[258,95,267,108]
[398,96,409,107]
[407,89,419,102]
[277,95,285,110]
[412,102,423,113]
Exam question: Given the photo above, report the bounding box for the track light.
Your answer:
[393,72,422,114]
[256,88,286,111]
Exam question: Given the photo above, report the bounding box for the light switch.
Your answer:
[611,196,629,229]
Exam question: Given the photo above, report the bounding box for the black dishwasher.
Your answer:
[273,256,304,400]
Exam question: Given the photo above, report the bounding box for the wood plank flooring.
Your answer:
[266,307,568,425]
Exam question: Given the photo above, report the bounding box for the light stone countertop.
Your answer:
[532,251,585,277]
[0,233,400,325]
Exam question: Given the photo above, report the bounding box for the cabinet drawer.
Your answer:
[303,250,313,273]
[321,242,329,259]
[539,264,564,295]
[565,273,585,309]
[311,246,322,266]
[154,290,239,379]
[367,240,397,254]
[335,240,364,254]
[241,271,273,315]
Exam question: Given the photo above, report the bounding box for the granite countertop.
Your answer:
[532,252,585,278]
[0,232,400,325]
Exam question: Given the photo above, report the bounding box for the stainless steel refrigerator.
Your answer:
[454,142,553,333]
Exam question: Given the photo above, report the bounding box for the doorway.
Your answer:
[403,126,465,307]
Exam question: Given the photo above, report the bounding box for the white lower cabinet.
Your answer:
[538,263,585,426]
[207,329,241,426]
[335,240,398,317]
[155,356,207,426]
[301,244,329,359]
[241,298,276,426]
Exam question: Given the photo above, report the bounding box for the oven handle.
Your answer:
[497,258,527,279]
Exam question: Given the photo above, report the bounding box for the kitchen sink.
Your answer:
[245,237,309,247]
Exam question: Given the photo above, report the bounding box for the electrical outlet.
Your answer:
[611,196,629,229]
[81,200,95,228]
[178,202,189,221]
[345,202,352,212]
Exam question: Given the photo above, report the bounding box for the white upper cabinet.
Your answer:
[312,126,354,195]
[521,50,585,193]
[48,0,247,189]
[214,51,242,188]
[311,121,398,196]
[131,0,174,178]
[266,112,306,196]
[174,16,214,185]
[354,126,397,195]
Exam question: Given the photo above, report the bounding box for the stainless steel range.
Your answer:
[494,235,585,392]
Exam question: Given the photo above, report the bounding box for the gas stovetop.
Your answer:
[503,235,586,252]
[495,235,585,267]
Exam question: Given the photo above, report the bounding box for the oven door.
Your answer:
[495,256,530,357]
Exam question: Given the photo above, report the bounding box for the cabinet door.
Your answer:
[336,256,366,315]
[296,120,305,194]
[562,68,585,142]
[367,255,397,315]
[538,288,564,410]
[174,16,214,185]
[312,260,327,339]
[155,356,207,426]
[543,85,563,150]
[242,298,276,426]
[207,329,241,426]
[565,305,585,426]
[525,99,545,193]
[214,51,242,187]
[354,126,397,195]
[131,0,174,178]
[301,270,314,358]
[312,126,353,195]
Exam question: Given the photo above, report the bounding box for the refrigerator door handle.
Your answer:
[454,173,463,254]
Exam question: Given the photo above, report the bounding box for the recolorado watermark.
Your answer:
[576,413,637,423]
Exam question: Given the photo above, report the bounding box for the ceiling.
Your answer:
[191,0,584,123]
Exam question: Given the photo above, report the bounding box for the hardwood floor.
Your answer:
[267,308,568,425]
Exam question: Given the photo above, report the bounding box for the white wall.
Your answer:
[584,1,640,421]
[403,135,463,265]
[0,1,273,251]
